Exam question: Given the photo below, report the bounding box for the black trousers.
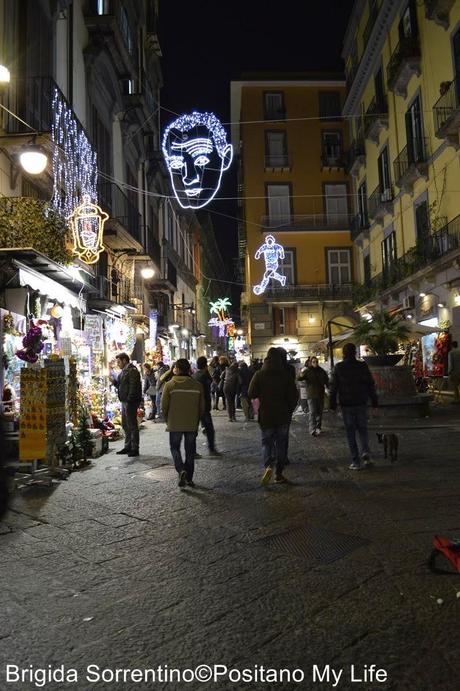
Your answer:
[201,411,216,451]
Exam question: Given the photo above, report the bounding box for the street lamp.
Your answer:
[0,65,10,84]
[19,144,48,175]
[141,267,155,279]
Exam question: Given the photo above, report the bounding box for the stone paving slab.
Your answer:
[0,408,459,690]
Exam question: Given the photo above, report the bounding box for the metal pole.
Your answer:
[328,320,334,370]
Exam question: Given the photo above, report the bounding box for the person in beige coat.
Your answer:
[162,359,204,487]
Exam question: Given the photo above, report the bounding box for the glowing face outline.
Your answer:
[253,234,287,295]
[162,112,233,210]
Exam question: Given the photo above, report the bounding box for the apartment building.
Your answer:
[344,0,460,337]
[231,75,355,360]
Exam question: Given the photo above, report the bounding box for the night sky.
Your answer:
[159,0,354,293]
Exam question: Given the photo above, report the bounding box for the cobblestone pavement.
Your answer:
[1,407,460,691]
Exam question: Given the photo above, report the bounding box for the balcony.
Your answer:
[433,78,460,146]
[387,36,421,98]
[264,283,353,302]
[346,138,366,176]
[364,96,389,144]
[264,108,286,121]
[424,0,455,29]
[321,151,345,170]
[354,214,460,304]
[84,0,138,75]
[350,214,370,245]
[393,138,429,193]
[261,213,352,232]
[264,154,291,172]
[121,70,156,116]
[368,185,394,223]
[98,181,142,247]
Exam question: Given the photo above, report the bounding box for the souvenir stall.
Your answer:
[1,309,27,429]
[105,315,136,425]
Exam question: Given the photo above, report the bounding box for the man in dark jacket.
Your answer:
[193,356,222,456]
[248,347,298,484]
[222,362,239,421]
[115,353,142,457]
[298,356,329,436]
[329,342,378,470]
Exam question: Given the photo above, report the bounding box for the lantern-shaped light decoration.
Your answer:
[68,194,108,265]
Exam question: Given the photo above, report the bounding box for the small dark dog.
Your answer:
[376,432,399,463]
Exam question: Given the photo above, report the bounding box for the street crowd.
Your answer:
[112,342,379,488]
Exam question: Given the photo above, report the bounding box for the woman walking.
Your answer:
[238,361,252,421]
[298,356,329,436]
[143,363,157,420]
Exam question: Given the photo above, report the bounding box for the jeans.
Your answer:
[342,405,369,465]
[121,401,139,451]
[261,424,289,476]
[169,431,197,479]
[307,397,324,433]
[241,395,252,421]
[201,411,216,451]
[155,390,162,417]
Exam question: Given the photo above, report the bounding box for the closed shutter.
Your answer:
[284,307,297,335]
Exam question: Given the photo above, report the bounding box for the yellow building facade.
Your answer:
[230,76,355,360]
[344,0,460,336]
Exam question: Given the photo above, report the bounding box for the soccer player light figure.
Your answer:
[253,235,287,295]
[162,111,233,209]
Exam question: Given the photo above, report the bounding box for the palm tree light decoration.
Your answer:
[208,298,234,336]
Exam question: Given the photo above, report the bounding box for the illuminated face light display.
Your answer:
[208,298,233,337]
[253,234,287,295]
[162,112,233,209]
[68,195,108,264]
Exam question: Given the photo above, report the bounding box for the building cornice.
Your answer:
[342,0,400,117]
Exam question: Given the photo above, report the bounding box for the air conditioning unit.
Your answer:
[402,295,415,309]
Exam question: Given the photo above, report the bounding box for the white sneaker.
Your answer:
[315,428,321,436]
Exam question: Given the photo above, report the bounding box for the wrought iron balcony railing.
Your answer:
[264,283,353,301]
[433,77,460,137]
[353,214,460,303]
[346,138,366,174]
[368,185,394,221]
[350,213,370,242]
[264,154,291,170]
[393,137,429,189]
[261,213,352,231]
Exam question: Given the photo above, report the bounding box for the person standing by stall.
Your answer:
[115,353,143,457]
[143,363,157,420]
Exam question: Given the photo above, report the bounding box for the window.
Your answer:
[325,183,348,226]
[275,249,296,286]
[273,307,297,336]
[319,91,341,120]
[265,131,288,167]
[327,249,351,284]
[120,5,134,55]
[405,95,424,163]
[96,0,111,14]
[264,92,285,120]
[381,231,397,272]
[415,199,430,246]
[91,106,111,175]
[363,252,371,284]
[374,65,386,108]
[357,181,369,227]
[322,131,342,165]
[399,0,418,40]
[377,146,391,198]
[267,184,291,225]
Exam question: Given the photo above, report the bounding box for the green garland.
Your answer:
[0,197,72,265]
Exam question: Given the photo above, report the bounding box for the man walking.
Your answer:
[298,356,329,436]
[162,359,204,487]
[248,347,298,485]
[329,342,378,470]
[115,353,142,457]
[193,356,222,456]
[448,340,460,402]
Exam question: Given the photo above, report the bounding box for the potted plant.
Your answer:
[352,310,412,366]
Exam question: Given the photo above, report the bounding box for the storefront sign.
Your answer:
[149,309,158,345]
[416,294,438,323]
[85,315,103,351]
[254,323,265,330]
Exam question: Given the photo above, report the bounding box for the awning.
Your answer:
[17,265,85,310]
[315,321,437,351]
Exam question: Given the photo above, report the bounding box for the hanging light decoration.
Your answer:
[67,194,108,265]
